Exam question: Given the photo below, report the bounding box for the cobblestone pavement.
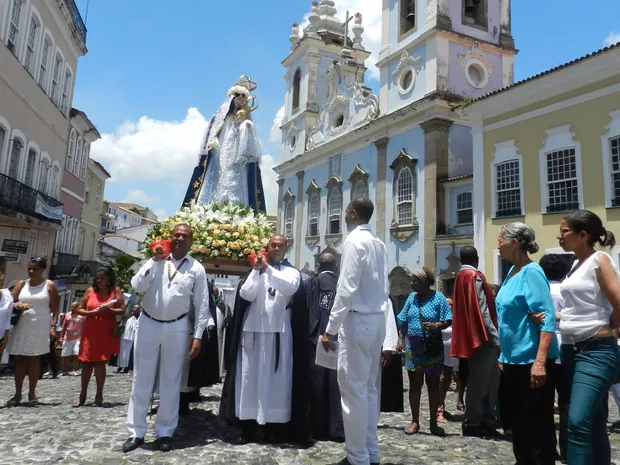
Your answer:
[0,368,618,464]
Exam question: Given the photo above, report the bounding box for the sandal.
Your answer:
[430,425,446,437]
[27,396,39,406]
[94,396,103,407]
[5,395,21,407]
[72,394,86,408]
[436,414,448,424]
[404,423,420,435]
[456,401,465,411]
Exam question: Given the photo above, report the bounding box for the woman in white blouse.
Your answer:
[557,210,620,465]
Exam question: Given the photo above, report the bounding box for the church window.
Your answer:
[601,111,620,208]
[309,193,319,237]
[396,167,414,226]
[495,161,521,217]
[463,0,488,29]
[284,199,294,240]
[292,69,301,113]
[352,180,367,200]
[348,164,369,203]
[399,0,416,37]
[328,187,342,234]
[456,192,473,224]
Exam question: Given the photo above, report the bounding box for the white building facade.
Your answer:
[274,0,516,296]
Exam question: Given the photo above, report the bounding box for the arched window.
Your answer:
[352,180,367,200]
[328,187,342,234]
[48,163,60,198]
[67,130,76,172]
[7,0,24,55]
[24,148,37,187]
[60,67,72,113]
[80,143,89,179]
[24,13,41,74]
[0,126,7,172]
[309,193,319,237]
[38,35,52,89]
[50,52,63,104]
[456,191,473,224]
[284,199,294,240]
[7,137,24,180]
[37,156,50,193]
[292,69,301,113]
[396,167,413,226]
[74,136,83,176]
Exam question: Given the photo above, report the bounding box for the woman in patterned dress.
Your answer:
[396,267,452,436]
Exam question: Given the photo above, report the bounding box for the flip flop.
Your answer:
[404,423,420,435]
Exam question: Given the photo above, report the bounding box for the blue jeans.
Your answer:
[562,337,620,465]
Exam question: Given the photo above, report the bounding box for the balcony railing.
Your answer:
[0,172,63,225]
[65,0,87,44]
[50,252,80,279]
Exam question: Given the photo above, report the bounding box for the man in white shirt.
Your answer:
[123,224,212,453]
[322,197,397,465]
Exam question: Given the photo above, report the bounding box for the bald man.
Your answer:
[305,252,344,441]
[219,235,311,443]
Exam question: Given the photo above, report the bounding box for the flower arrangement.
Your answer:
[143,201,274,262]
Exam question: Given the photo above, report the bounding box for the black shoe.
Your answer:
[158,437,172,452]
[179,402,190,415]
[123,367,129,374]
[122,437,144,453]
[462,426,488,438]
[116,367,123,373]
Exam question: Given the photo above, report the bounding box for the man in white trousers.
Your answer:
[322,197,397,465]
[122,224,212,453]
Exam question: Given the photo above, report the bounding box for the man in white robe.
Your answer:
[219,234,311,443]
[118,305,140,372]
[322,198,397,465]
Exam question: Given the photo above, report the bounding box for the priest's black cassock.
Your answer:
[187,281,220,390]
[219,261,311,443]
[380,295,405,413]
[304,271,345,440]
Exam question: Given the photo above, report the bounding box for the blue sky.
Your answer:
[72,0,620,219]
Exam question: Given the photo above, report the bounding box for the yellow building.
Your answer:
[465,43,620,285]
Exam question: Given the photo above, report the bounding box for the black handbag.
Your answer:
[10,308,22,326]
[418,305,443,356]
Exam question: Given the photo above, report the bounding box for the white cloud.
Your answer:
[91,108,207,183]
[299,1,382,80]
[122,189,159,205]
[270,105,285,144]
[154,208,168,220]
[260,154,279,214]
[604,31,620,47]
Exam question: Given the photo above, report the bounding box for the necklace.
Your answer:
[167,258,187,285]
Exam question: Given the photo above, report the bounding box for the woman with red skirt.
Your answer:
[74,266,125,407]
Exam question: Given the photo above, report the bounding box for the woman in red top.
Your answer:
[74,266,124,407]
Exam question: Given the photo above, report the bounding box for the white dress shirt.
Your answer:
[326,224,390,335]
[240,264,301,333]
[131,254,212,339]
[0,289,13,335]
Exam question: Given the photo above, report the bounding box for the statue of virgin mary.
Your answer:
[182,76,266,214]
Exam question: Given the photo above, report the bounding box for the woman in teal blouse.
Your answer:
[496,222,559,465]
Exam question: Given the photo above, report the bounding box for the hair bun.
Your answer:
[527,241,540,254]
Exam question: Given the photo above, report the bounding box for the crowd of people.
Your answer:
[0,202,619,465]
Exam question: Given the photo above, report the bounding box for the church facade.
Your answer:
[274,0,516,296]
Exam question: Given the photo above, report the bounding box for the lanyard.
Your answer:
[167,258,187,284]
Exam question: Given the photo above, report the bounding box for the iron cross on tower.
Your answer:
[340,10,354,58]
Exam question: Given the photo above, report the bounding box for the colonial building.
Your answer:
[464,42,620,285]
[0,0,88,287]
[108,202,158,230]
[274,0,516,294]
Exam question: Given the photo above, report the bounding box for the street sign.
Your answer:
[2,239,28,254]
[4,253,18,262]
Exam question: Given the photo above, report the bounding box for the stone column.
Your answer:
[374,138,389,243]
[420,118,453,273]
[276,178,285,233]
[499,0,515,49]
[294,171,305,267]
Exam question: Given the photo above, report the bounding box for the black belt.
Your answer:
[143,310,188,324]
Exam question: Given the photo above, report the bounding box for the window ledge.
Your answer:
[390,218,419,243]
[305,235,320,248]
[325,233,342,248]
[454,222,474,227]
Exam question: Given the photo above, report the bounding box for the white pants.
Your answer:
[337,312,386,465]
[61,339,80,357]
[612,383,620,413]
[118,338,133,368]
[126,313,189,439]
